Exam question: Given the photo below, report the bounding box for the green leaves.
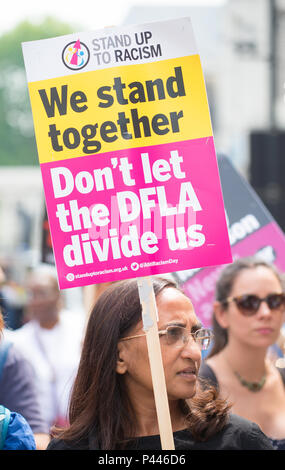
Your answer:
[0,17,75,166]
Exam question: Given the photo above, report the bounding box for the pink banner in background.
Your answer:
[183,221,285,327]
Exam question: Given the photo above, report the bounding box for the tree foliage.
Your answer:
[0,17,75,166]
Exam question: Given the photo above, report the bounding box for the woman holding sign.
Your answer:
[199,257,285,450]
[47,277,272,450]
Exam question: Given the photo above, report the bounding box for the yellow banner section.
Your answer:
[28,55,213,163]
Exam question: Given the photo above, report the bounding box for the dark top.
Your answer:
[47,413,273,450]
[0,343,49,434]
[199,362,285,450]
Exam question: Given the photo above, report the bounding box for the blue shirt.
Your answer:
[4,412,36,450]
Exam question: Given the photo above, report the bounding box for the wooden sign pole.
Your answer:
[137,276,175,450]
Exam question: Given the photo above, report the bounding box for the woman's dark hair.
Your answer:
[208,256,284,358]
[54,277,230,449]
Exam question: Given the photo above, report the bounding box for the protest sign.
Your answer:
[23,18,232,449]
[174,155,285,328]
[22,17,232,290]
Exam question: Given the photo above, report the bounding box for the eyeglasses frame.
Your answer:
[221,292,285,315]
[120,326,213,349]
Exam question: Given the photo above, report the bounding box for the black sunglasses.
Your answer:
[222,293,285,316]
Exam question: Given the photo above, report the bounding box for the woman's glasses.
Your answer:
[222,293,285,316]
[121,326,213,351]
[159,326,213,350]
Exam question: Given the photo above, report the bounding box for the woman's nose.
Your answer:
[180,336,201,361]
[256,300,272,318]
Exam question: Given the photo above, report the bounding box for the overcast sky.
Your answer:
[0,0,226,34]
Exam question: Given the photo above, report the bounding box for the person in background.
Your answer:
[0,312,36,450]
[199,257,285,449]
[0,336,50,450]
[6,264,85,430]
[0,262,24,330]
[0,264,50,449]
[47,277,273,450]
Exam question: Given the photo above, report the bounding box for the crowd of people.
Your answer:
[0,256,285,450]
[0,263,85,449]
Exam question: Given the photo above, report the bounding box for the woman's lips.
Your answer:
[177,367,197,381]
[255,327,274,335]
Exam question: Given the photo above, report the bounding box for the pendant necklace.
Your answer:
[225,354,267,392]
[234,370,266,392]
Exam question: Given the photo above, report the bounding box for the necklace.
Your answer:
[234,370,266,392]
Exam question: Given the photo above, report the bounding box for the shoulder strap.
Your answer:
[0,340,12,381]
[277,366,285,385]
[0,405,11,450]
[199,362,219,389]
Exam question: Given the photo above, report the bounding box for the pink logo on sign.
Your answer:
[62,39,90,70]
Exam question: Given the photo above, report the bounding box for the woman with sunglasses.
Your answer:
[199,257,285,449]
[47,277,272,450]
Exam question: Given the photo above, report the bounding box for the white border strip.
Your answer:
[22,17,198,83]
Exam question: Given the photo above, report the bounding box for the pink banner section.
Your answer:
[40,136,232,289]
[183,221,285,327]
